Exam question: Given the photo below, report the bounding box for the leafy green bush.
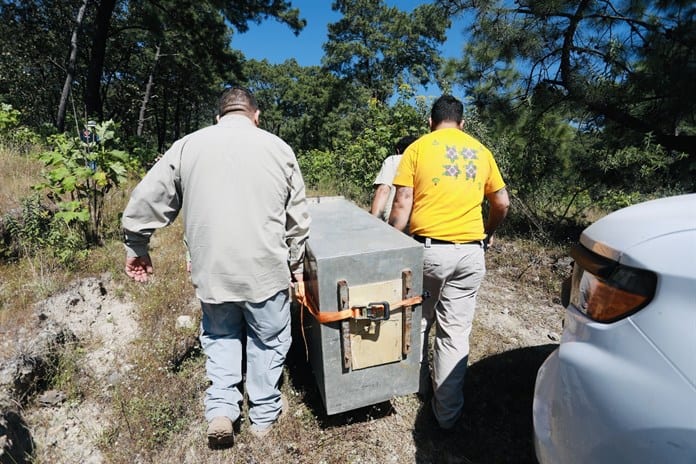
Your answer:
[1,194,52,259]
[48,343,86,401]
[33,120,133,245]
[1,194,87,265]
[122,135,160,171]
[0,103,20,132]
[298,149,337,192]
[322,94,428,204]
[0,103,48,154]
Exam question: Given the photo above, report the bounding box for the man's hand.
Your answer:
[292,272,305,302]
[125,255,153,282]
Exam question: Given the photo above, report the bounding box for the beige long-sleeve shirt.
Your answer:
[122,114,310,304]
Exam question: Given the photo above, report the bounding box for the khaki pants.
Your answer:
[420,241,486,429]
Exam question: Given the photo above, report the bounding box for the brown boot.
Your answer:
[207,416,234,448]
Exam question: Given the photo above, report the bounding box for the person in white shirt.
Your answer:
[370,135,418,221]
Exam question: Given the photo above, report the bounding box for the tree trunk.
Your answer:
[156,85,169,152]
[56,0,89,132]
[85,0,117,119]
[137,44,161,137]
[174,91,181,140]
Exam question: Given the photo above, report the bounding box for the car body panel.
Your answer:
[580,193,696,263]
[626,230,696,386]
[534,350,696,464]
[534,308,696,463]
[533,194,696,464]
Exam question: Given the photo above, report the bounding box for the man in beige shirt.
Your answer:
[121,87,310,448]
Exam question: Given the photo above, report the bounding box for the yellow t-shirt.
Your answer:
[392,128,505,242]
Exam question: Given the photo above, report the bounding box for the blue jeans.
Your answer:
[200,289,291,427]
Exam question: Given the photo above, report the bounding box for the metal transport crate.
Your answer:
[300,196,423,415]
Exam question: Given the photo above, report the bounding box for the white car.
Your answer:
[533,193,696,464]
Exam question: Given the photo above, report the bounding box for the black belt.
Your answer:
[413,235,481,246]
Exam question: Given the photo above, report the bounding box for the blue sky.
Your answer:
[232,1,471,95]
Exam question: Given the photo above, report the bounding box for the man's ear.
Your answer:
[459,119,465,129]
[215,114,220,123]
[428,116,433,130]
[254,109,260,126]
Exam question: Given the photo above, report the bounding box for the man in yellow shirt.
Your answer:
[390,95,509,430]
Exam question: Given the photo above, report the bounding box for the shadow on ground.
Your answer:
[0,410,34,464]
[412,344,558,464]
[286,305,557,460]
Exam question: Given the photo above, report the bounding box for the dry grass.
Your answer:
[98,220,205,462]
[0,145,64,340]
[0,253,68,339]
[485,237,572,298]
[0,145,43,211]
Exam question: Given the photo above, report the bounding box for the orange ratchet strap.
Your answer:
[296,290,425,360]
[297,291,423,324]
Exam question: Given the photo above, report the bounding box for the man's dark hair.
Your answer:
[218,86,258,117]
[431,95,463,126]
[395,135,418,154]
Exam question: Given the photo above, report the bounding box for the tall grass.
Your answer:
[0,145,42,211]
[0,145,57,337]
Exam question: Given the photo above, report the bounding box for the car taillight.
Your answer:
[566,244,657,323]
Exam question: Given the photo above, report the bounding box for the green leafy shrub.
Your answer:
[1,194,52,259]
[0,103,20,133]
[1,194,87,265]
[48,343,86,401]
[296,89,429,204]
[122,135,160,171]
[0,103,47,154]
[33,120,133,245]
[330,95,429,204]
[298,148,338,193]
